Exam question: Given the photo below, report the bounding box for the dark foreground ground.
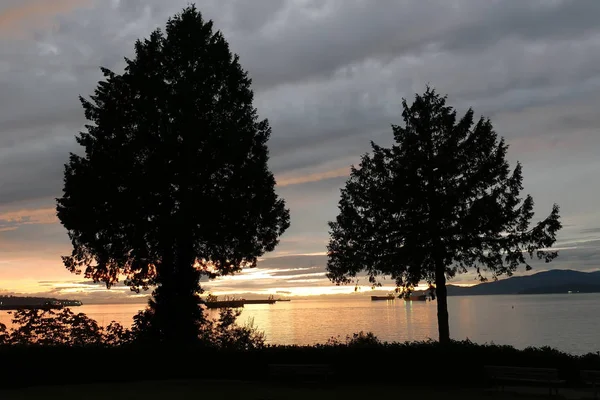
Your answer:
[0,380,594,400]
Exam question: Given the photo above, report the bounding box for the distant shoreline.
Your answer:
[0,296,82,309]
[448,291,600,297]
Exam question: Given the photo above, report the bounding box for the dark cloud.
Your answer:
[441,0,600,53]
[37,280,128,288]
[254,255,327,274]
[226,0,287,34]
[236,1,600,91]
[580,228,600,235]
[1,0,600,295]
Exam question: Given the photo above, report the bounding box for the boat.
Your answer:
[403,294,428,301]
[205,300,245,309]
[371,294,395,301]
[243,299,276,305]
[277,299,291,302]
[60,300,83,307]
[241,295,277,305]
[203,294,244,309]
[204,294,283,308]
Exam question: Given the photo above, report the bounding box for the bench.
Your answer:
[581,370,600,399]
[485,365,565,396]
[268,364,334,382]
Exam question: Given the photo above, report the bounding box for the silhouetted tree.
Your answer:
[325,331,380,347]
[130,306,265,349]
[202,308,266,350]
[4,308,131,346]
[8,308,102,345]
[327,88,561,343]
[103,321,133,346]
[57,5,290,344]
[0,323,7,345]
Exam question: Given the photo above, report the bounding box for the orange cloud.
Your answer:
[0,0,90,36]
[276,167,350,187]
[508,135,582,156]
[0,207,58,231]
[267,251,327,258]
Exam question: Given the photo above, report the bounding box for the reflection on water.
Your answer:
[205,294,600,354]
[1,294,599,354]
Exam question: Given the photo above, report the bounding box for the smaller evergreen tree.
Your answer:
[327,88,561,343]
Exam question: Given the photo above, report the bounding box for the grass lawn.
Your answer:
[0,379,573,400]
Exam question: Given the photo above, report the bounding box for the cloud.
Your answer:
[277,167,349,187]
[580,228,600,235]
[0,207,58,232]
[0,0,90,37]
[2,0,600,297]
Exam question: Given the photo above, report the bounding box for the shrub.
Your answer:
[325,331,381,347]
[0,336,599,390]
[130,306,265,350]
[2,308,131,346]
[103,321,133,346]
[0,323,8,345]
[204,308,266,350]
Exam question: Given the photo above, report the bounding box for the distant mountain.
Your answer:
[446,270,600,296]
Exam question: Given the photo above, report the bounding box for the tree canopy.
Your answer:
[327,87,561,343]
[56,5,290,343]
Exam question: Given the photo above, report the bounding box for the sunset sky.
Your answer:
[1,0,600,303]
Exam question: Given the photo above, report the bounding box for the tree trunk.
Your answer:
[151,269,202,344]
[435,259,450,344]
[149,234,203,346]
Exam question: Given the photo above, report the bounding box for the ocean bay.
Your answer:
[2,294,598,355]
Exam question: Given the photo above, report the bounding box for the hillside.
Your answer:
[446,269,600,296]
[0,296,82,306]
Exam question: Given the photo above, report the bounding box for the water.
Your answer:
[1,294,599,355]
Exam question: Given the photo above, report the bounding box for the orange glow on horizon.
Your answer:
[0,278,478,301]
[206,283,442,298]
[276,167,350,187]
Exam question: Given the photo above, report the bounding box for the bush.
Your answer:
[325,331,381,347]
[103,321,134,346]
[1,310,599,390]
[0,322,8,345]
[2,308,132,346]
[0,337,599,390]
[1,306,265,350]
[202,308,266,351]
[130,307,265,350]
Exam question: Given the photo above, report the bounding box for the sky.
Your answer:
[1,0,600,303]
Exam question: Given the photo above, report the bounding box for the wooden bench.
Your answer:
[581,370,600,399]
[268,364,334,382]
[485,365,565,396]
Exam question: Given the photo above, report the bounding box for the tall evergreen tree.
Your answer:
[327,88,561,343]
[57,6,290,344]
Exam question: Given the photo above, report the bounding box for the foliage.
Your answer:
[1,338,598,390]
[325,331,381,347]
[1,308,131,346]
[55,4,289,343]
[201,308,266,350]
[131,306,265,350]
[327,87,561,342]
[0,306,264,350]
[0,322,7,345]
[129,307,154,342]
[103,321,134,346]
